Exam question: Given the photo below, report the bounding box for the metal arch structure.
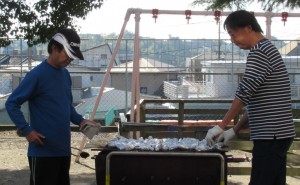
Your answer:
[75,8,300,162]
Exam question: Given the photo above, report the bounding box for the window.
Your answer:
[206,70,212,83]
[140,87,147,94]
[101,54,107,60]
[289,74,295,83]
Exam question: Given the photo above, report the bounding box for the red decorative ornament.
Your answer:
[152,9,159,23]
[281,12,288,26]
[214,10,221,24]
[185,10,192,24]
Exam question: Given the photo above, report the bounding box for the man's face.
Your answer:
[52,46,73,68]
[226,26,252,49]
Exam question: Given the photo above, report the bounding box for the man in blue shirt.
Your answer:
[6,28,95,185]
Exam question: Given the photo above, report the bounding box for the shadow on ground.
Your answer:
[70,172,97,185]
[0,169,97,185]
[1,168,298,185]
[0,168,29,185]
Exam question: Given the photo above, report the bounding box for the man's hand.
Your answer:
[26,130,45,145]
[217,128,236,146]
[80,119,96,129]
[80,119,100,139]
[205,125,224,146]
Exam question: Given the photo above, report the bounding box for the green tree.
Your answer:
[0,0,103,47]
[192,0,300,11]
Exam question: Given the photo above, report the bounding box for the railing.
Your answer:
[138,99,239,125]
[0,94,10,110]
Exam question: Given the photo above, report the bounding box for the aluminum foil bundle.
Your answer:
[177,138,200,150]
[107,136,224,151]
[107,136,137,150]
[135,136,161,151]
[161,138,179,150]
[195,139,210,151]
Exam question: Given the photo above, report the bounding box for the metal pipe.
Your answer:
[75,9,132,162]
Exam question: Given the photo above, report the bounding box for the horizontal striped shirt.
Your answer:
[235,39,296,140]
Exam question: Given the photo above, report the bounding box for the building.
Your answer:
[72,43,115,68]
[164,40,300,99]
[109,58,185,96]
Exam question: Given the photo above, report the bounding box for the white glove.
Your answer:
[217,128,236,146]
[205,125,224,146]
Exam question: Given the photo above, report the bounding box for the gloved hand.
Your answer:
[205,125,224,146]
[80,120,100,139]
[217,128,236,146]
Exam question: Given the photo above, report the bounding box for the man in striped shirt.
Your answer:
[205,10,296,185]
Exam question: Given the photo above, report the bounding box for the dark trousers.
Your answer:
[28,156,71,185]
[249,138,293,185]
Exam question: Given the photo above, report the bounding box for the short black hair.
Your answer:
[47,39,64,54]
[223,10,263,33]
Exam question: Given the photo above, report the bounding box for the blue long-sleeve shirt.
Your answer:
[5,60,84,157]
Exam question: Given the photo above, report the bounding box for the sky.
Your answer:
[77,0,300,40]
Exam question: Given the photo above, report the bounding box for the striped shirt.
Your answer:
[235,39,296,140]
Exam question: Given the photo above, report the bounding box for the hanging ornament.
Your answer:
[152,9,159,23]
[214,10,221,24]
[185,10,192,24]
[281,12,288,26]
